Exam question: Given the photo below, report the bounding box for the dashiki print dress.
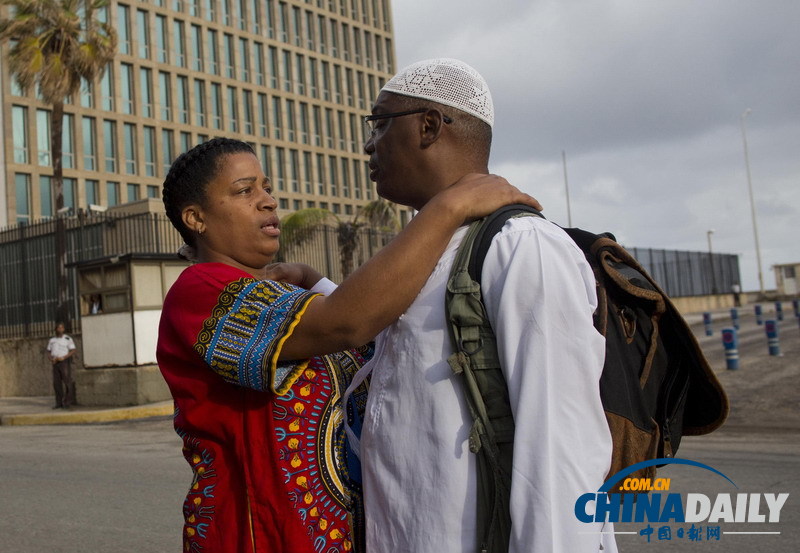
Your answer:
[157,262,369,553]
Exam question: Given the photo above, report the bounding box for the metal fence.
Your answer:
[0,212,396,339]
[628,247,741,298]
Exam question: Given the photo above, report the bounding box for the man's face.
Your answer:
[55,324,65,336]
[364,91,426,209]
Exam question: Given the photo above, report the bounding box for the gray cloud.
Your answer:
[391,0,800,291]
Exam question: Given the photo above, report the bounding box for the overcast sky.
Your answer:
[389,0,799,293]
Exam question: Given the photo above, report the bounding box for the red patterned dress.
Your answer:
[157,263,369,553]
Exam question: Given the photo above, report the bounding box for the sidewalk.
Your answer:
[0,396,173,426]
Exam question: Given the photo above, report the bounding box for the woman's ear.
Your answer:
[181,204,205,235]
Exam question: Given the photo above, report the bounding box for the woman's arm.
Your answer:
[279,173,540,360]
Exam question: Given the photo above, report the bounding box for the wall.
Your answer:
[0,334,83,397]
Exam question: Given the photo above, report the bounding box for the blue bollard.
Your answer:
[722,328,739,370]
[754,304,763,325]
[775,302,784,321]
[765,320,781,356]
[730,308,740,330]
[703,312,713,336]
[793,299,799,318]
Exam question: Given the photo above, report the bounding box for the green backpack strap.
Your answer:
[445,205,543,553]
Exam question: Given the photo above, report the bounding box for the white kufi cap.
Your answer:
[382,58,494,127]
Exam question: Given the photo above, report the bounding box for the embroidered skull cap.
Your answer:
[382,58,494,127]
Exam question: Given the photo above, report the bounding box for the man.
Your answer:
[46,322,76,409]
[351,59,616,552]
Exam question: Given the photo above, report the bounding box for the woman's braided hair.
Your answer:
[162,137,255,247]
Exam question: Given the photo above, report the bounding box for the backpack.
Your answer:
[445,204,729,553]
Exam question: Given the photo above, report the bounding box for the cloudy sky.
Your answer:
[389,0,799,293]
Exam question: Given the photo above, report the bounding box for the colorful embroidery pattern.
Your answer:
[175,409,218,553]
[274,349,370,553]
[194,278,318,394]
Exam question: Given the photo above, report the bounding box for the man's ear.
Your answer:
[419,109,447,148]
[181,204,205,235]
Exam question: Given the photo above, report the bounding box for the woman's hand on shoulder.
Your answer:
[264,262,324,289]
[432,173,543,222]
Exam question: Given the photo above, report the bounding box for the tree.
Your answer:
[0,0,117,325]
[280,199,400,278]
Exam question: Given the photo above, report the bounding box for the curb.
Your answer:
[0,401,173,426]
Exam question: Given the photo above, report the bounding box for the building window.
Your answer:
[117,4,131,55]
[275,147,286,190]
[207,29,219,75]
[272,96,282,139]
[250,0,261,33]
[194,79,206,127]
[242,90,253,135]
[291,5,302,46]
[221,0,231,25]
[204,0,216,21]
[299,102,309,144]
[107,181,120,206]
[81,78,94,108]
[60,113,75,169]
[282,49,292,92]
[127,183,140,202]
[309,57,318,98]
[295,53,306,95]
[278,1,288,42]
[15,173,31,224]
[158,72,172,121]
[36,109,50,166]
[261,144,271,177]
[179,132,192,154]
[268,46,279,88]
[257,93,268,137]
[140,67,153,118]
[40,175,53,218]
[12,106,28,164]
[353,159,362,199]
[136,9,150,59]
[211,83,222,130]
[147,185,160,199]
[254,42,265,86]
[316,153,325,195]
[312,105,322,146]
[239,38,250,81]
[174,20,186,67]
[162,129,174,174]
[103,120,117,172]
[177,76,189,124]
[82,117,96,171]
[120,63,135,114]
[155,14,169,63]
[64,177,76,210]
[191,24,204,71]
[86,179,99,206]
[328,155,338,196]
[285,99,296,141]
[123,123,137,175]
[341,158,350,197]
[290,149,300,192]
[224,33,235,78]
[144,126,157,177]
[227,86,238,132]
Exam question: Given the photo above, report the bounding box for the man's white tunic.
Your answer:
[354,216,617,553]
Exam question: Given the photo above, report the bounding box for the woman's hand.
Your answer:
[264,262,324,290]
[431,173,542,222]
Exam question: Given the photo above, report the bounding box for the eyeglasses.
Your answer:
[363,108,453,137]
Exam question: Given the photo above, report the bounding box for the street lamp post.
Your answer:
[707,229,718,294]
[740,108,765,296]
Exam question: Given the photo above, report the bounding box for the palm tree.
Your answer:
[0,0,117,325]
[280,199,400,279]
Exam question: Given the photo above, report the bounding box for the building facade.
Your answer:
[1,0,411,227]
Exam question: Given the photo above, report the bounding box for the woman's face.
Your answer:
[187,152,281,276]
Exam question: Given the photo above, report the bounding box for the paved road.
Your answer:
[1,310,797,552]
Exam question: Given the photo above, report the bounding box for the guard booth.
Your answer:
[70,254,189,406]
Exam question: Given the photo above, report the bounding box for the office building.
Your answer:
[1,0,411,227]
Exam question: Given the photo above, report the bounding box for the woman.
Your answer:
[157,138,539,553]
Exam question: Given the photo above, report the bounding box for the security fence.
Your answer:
[0,213,739,339]
[0,212,395,339]
[628,247,741,298]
